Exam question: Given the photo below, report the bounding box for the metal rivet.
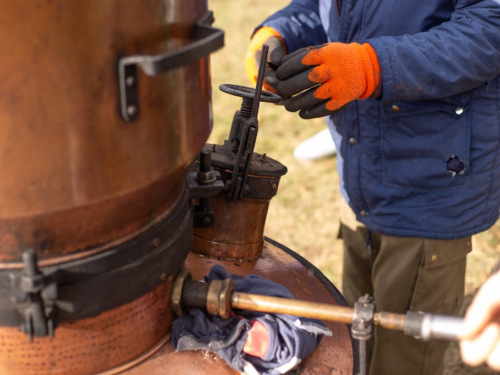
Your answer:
[431,255,438,262]
[360,210,366,217]
[349,138,357,145]
[160,272,167,282]
[127,105,137,116]
[153,238,160,247]
[271,183,277,190]
[466,240,471,247]
[391,105,400,113]
[455,106,464,115]
[125,76,135,87]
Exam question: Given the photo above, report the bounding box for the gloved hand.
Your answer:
[276,42,381,119]
[245,27,287,93]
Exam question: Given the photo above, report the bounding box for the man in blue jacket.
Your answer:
[245,1,500,374]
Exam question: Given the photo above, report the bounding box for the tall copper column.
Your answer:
[0,1,217,374]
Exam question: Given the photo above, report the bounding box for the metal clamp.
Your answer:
[352,294,376,375]
[10,249,57,341]
[219,45,279,200]
[118,11,224,121]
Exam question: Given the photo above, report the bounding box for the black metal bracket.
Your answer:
[0,191,194,339]
[187,150,225,228]
[118,11,224,122]
[10,249,57,341]
[351,294,376,375]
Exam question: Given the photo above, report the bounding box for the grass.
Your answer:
[208,1,500,373]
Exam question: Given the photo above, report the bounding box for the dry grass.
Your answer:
[208,1,500,373]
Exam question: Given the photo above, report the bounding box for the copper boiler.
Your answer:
[0,0,223,374]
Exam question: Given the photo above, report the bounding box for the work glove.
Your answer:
[276,42,381,119]
[245,27,287,93]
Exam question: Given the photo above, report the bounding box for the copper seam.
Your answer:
[0,190,184,269]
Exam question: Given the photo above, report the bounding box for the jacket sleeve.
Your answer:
[257,0,328,54]
[367,0,500,102]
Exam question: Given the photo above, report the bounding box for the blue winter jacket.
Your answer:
[260,0,500,239]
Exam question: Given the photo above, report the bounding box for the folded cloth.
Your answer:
[172,265,332,375]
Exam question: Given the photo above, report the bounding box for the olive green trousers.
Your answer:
[340,201,471,375]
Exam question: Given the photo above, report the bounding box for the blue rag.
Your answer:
[172,265,331,375]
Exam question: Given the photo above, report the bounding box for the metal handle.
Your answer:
[118,11,224,122]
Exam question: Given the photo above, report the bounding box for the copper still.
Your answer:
[0,1,355,374]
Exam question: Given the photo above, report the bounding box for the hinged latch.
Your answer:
[10,249,57,341]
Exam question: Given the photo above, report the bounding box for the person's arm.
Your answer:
[367,0,500,103]
[276,0,500,118]
[460,270,500,371]
[257,0,328,54]
[246,0,327,92]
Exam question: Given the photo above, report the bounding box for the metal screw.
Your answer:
[126,76,135,87]
[127,105,137,116]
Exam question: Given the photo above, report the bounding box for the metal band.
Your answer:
[0,190,193,328]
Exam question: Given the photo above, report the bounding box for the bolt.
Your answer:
[199,150,211,172]
[125,76,135,87]
[153,238,160,247]
[127,105,137,116]
[261,153,267,162]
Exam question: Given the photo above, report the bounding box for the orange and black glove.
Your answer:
[245,27,287,93]
[276,42,381,119]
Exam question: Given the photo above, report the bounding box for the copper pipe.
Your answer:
[231,292,408,331]
[231,291,355,324]
[373,311,406,331]
[178,273,452,338]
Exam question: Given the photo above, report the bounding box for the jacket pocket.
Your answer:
[408,237,471,314]
[381,98,472,190]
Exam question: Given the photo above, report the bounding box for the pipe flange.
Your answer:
[172,269,192,317]
[218,279,234,319]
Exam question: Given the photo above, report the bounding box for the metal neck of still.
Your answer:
[191,45,287,260]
